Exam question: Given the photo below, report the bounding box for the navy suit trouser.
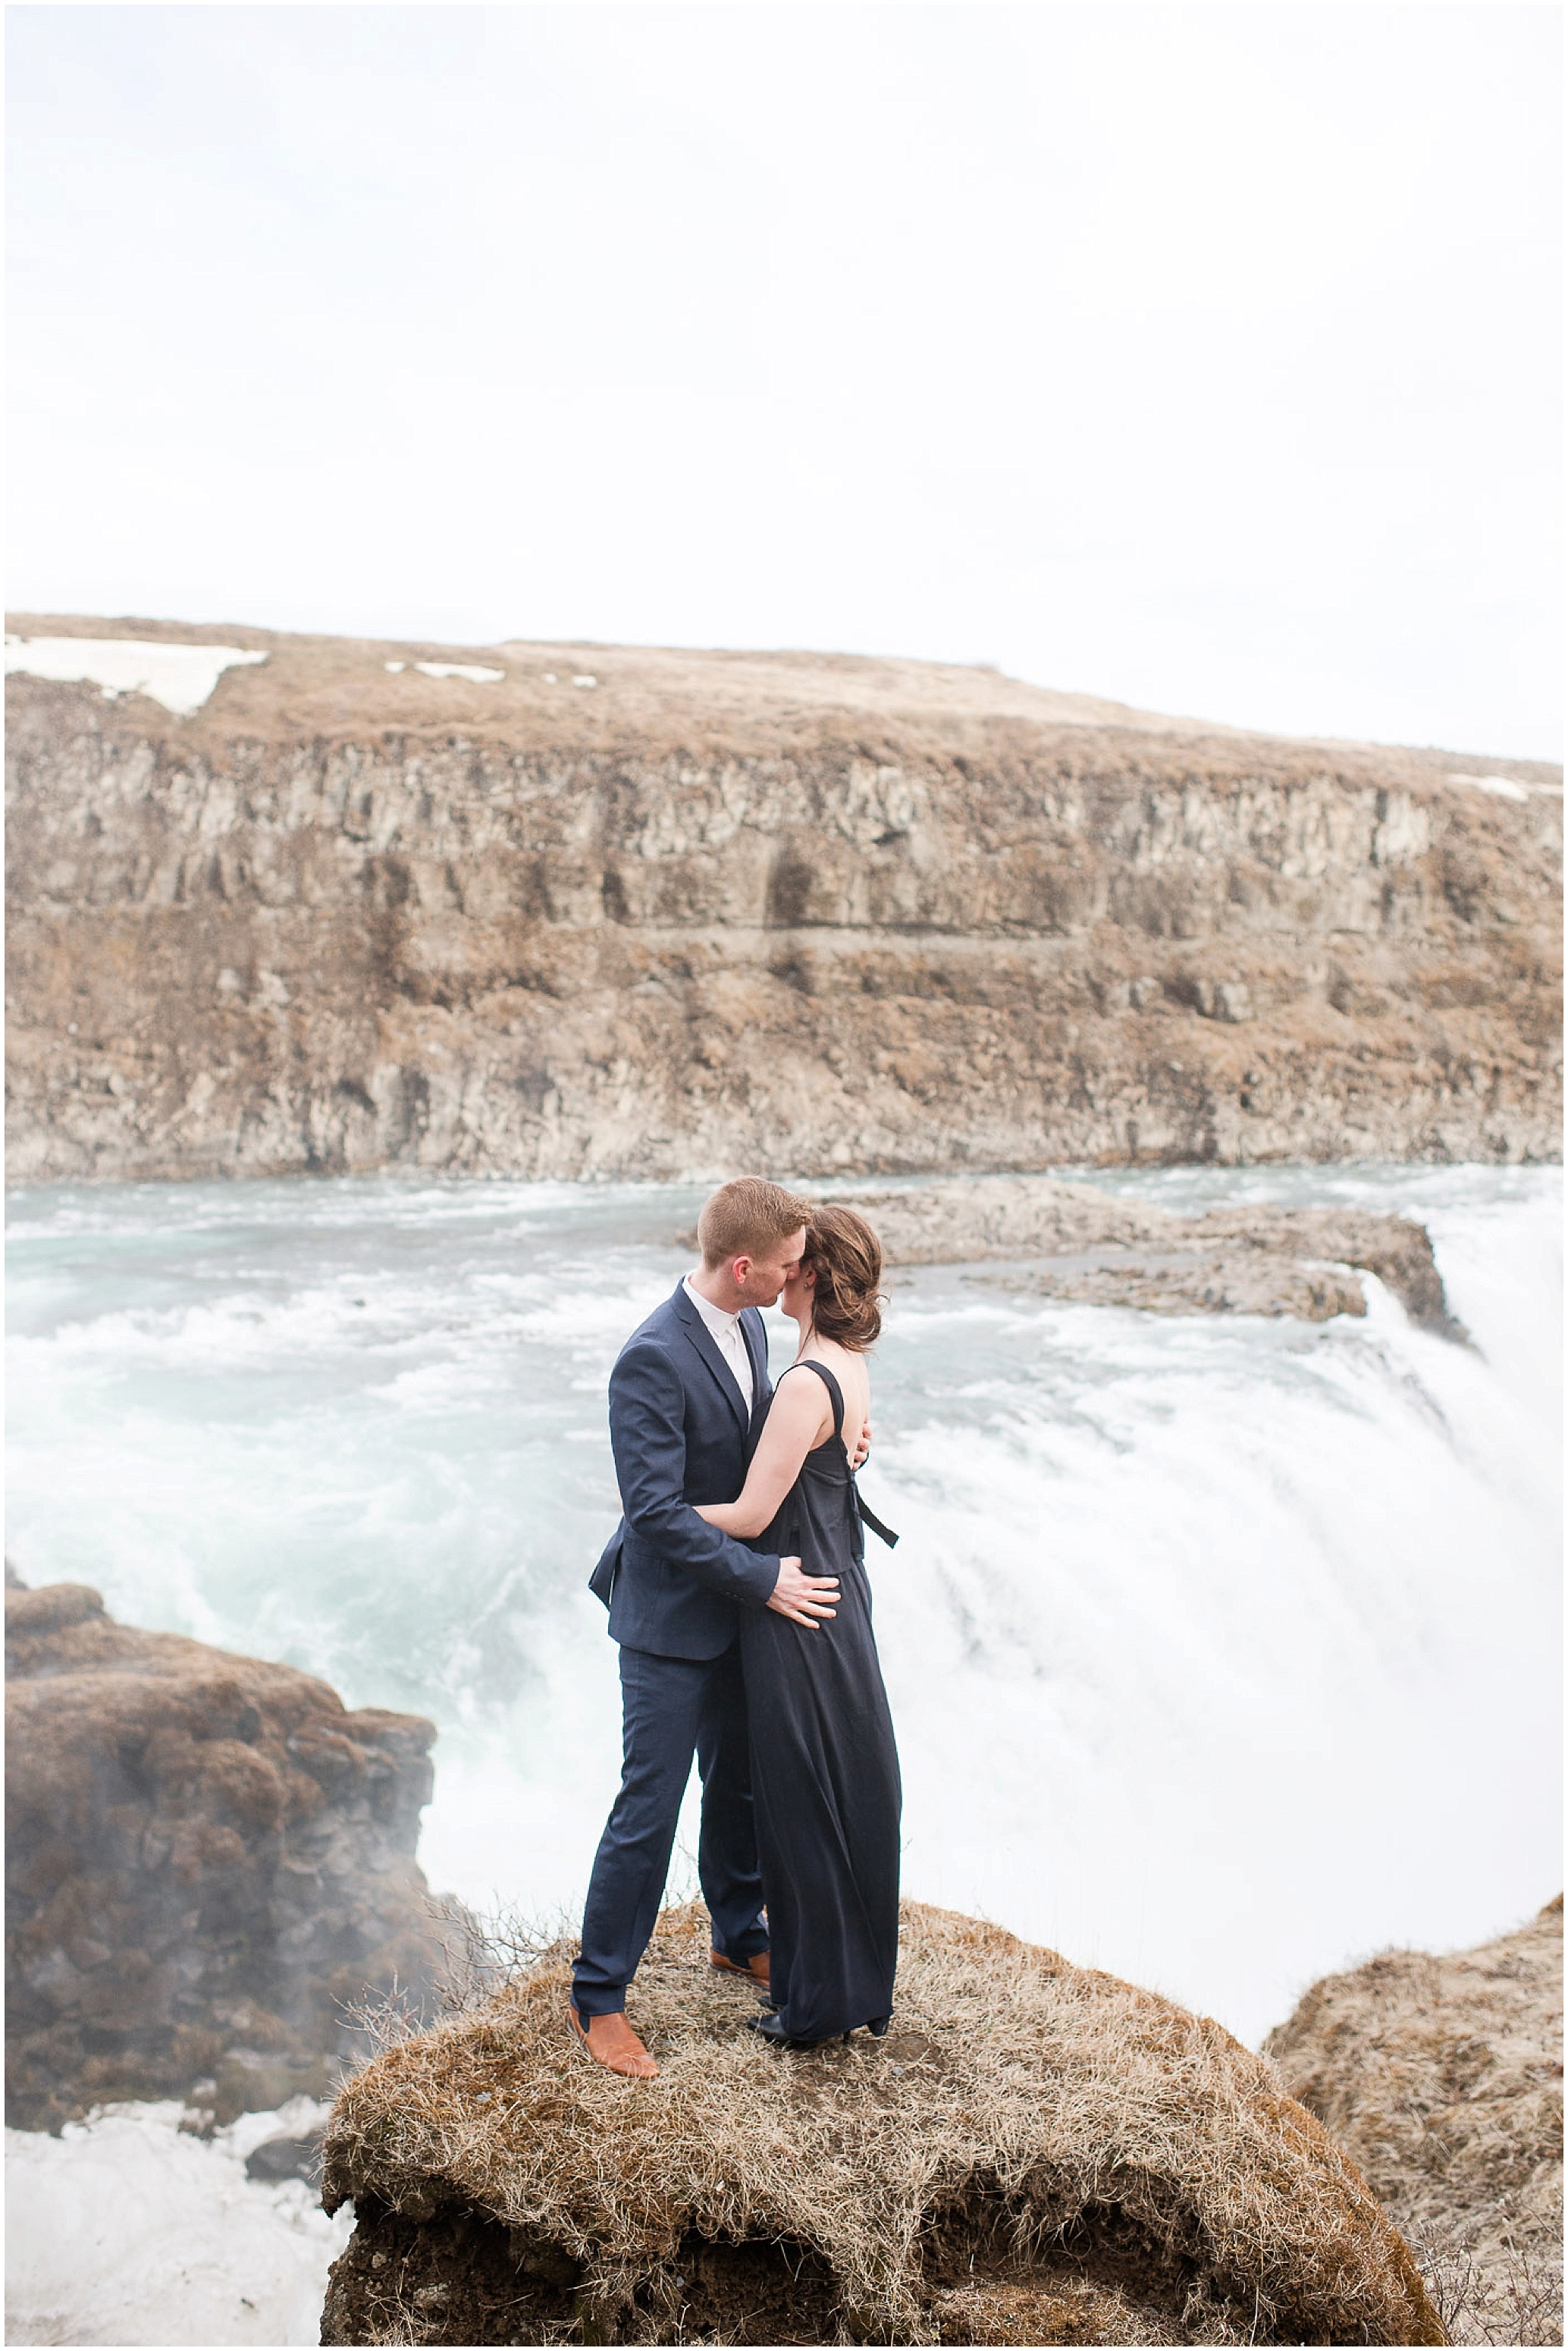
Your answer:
[572,1640,768,2017]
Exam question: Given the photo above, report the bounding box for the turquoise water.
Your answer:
[6,1164,1560,2045]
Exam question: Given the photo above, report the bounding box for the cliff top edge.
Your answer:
[8,614,1560,784]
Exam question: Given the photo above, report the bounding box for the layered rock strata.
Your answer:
[5,618,1561,1182]
[5,1576,441,2130]
[845,1176,1463,1329]
[318,1898,1444,2346]
[1265,1897,1563,2348]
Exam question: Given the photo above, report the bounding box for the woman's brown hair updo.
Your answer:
[801,1204,885,1350]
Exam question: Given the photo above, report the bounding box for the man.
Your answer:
[570,1177,845,2079]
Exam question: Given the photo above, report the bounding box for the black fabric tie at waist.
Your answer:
[855,1489,899,1549]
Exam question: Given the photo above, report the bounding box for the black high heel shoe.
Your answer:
[748,2012,820,2051]
[747,2012,894,2051]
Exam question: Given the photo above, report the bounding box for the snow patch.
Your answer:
[5,2098,348,2346]
[412,661,504,683]
[1447,771,1532,802]
[4,637,268,716]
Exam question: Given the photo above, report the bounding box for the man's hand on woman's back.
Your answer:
[767,1556,839,1627]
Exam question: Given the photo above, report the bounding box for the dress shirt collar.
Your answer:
[683,1274,743,1343]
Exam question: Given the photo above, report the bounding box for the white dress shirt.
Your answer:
[683,1276,754,1414]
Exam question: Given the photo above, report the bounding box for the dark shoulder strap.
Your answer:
[785,1361,899,1547]
[790,1356,847,1440]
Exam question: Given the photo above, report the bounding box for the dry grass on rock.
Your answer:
[1265,1897,1563,2347]
[321,1900,1443,2346]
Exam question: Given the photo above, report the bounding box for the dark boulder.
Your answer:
[5,1576,443,2130]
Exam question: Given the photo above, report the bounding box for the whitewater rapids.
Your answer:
[5,1163,1559,2347]
[4,2098,345,2346]
[5,1163,1559,2044]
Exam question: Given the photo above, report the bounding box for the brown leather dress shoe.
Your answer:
[710,1948,770,1987]
[568,2004,659,2079]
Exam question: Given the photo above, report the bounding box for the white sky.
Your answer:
[6,3,1561,755]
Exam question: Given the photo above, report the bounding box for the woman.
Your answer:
[697,1204,902,2048]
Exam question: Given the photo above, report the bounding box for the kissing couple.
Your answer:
[569,1177,902,2076]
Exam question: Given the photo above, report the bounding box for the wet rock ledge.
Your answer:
[845,1177,1465,1333]
[5,1574,442,2130]
[318,1901,1444,2347]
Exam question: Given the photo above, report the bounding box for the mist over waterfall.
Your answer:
[6,1165,1559,2046]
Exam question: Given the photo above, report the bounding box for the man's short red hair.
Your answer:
[698,1177,814,1269]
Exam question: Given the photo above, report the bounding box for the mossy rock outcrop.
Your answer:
[1266,1896,1563,2346]
[5,1576,441,2129]
[321,1901,1444,2346]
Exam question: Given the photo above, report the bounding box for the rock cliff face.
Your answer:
[1265,1898,1563,2349]
[5,1576,441,2131]
[5,617,1561,1183]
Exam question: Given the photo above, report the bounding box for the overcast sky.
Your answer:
[7,3,1561,755]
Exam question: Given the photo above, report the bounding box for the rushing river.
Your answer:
[6,1164,1560,2048]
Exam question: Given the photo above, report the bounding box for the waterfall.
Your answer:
[8,1165,1559,2045]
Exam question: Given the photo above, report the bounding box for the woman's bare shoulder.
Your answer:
[782,1349,857,1383]
[789,1348,870,1411]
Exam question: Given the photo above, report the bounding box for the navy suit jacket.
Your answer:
[589,1282,780,1658]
